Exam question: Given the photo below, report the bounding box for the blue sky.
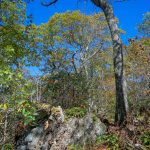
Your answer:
[26,0,150,75]
[27,0,150,43]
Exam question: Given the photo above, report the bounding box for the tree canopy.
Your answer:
[0,0,149,149]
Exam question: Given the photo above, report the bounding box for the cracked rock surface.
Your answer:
[15,107,106,150]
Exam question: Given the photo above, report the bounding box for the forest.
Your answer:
[0,0,150,149]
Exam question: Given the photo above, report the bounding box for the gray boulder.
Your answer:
[15,107,106,150]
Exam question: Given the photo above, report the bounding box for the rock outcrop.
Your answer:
[15,106,106,150]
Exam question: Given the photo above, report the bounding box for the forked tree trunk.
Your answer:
[91,0,128,125]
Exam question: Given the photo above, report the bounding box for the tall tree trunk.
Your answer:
[91,0,128,125]
[40,0,128,125]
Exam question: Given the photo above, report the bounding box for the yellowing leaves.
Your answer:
[4,104,8,110]
[0,103,8,110]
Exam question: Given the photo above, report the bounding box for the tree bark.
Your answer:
[91,0,127,125]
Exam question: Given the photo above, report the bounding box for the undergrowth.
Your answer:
[65,107,87,118]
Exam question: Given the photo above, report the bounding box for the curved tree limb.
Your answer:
[41,0,58,6]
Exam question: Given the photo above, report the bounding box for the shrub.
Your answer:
[96,134,119,150]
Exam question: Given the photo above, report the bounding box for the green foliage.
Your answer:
[65,107,87,118]
[68,144,83,150]
[92,114,98,123]
[37,11,114,111]
[35,102,51,112]
[41,71,88,108]
[0,0,38,123]
[18,101,37,125]
[96,134,119,149]
[0,1,149,149]
[0,1,39,147]
[138,12,150,37]
[140,131,150,146]
[2,143,13,150]
[0,0,27,66]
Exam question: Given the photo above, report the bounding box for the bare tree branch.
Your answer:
[41,0,58,6]
[40,0,128,6]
